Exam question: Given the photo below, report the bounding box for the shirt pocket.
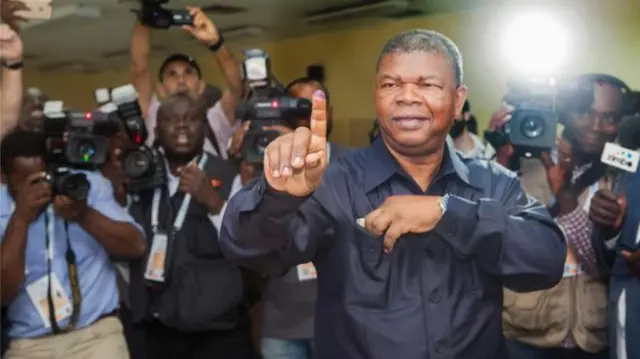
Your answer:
[353,225,384,271]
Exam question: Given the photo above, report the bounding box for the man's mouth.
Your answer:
[176,134,189,145]
[391,116,431,130]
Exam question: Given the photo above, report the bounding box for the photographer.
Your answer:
[496,74,633,359]
[129,6,242,158]
[0,130,146,358]
[126,93,255,359]
[227,77,350,359]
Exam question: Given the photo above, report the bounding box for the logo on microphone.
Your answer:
[601,142,640,173]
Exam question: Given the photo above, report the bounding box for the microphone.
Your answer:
[600,115,640,195]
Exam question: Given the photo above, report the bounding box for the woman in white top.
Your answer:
[449,100,495,160]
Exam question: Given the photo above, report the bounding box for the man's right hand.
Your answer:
[14,172,51,222]
[263,90,327,197]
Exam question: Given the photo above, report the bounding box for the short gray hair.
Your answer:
[376,29,463,87]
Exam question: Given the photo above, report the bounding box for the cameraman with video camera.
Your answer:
[129,5,242,158]
[490,74,635,359]
[124,91,256,359]
[0,130,146,359]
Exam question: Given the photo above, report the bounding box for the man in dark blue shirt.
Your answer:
[220,29,566,359]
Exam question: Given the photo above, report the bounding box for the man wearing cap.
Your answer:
[129,6,243,159]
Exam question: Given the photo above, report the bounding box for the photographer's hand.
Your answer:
[178,164,223,215]
[14,172,51,223]
[53,196,89,222]
[182,7,219,46]
[228,121,251,158]
[540,138,577,215]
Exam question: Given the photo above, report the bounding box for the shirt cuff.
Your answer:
[433,195,478,255]
[260,177,309,216]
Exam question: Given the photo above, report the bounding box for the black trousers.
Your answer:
[143,319,258,359]
[119,304,147,359]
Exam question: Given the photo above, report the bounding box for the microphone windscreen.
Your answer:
[618,115,640,149]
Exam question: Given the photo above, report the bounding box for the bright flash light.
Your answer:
[500,13,569,76]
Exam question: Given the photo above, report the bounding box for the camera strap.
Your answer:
[150,153,208,234]
[43,206,82,334]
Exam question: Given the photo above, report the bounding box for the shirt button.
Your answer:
[424,248,433,257]
[429,289,441,303]
[369,246,376,252]
[435,341,447,354]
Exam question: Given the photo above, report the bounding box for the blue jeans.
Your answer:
[261,338,314,359]
[505,339,609,359]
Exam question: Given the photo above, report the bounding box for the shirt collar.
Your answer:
[363,137,476,193]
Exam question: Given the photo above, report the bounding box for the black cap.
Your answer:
[158,53,202,81]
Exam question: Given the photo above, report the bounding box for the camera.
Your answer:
[110,85,167,193]
[41,101,118,201]
[134,0,192,29]
[503,78,559,157]
[45,167,91,202]
[236,49,312,164]
[42,102,114,168]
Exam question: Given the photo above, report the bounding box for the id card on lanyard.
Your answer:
[25,205,81,332]
[144,154,208,283]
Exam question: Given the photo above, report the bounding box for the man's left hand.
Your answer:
[364,195,444,253]
[53,196,89,222]
[178,164,220,212]
[589,189,626,230]
[621,250,640,277]
[182,7,220,46]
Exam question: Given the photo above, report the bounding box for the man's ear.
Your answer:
[454,86,468,120]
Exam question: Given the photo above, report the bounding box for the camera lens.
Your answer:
[123,150,151,178]
[521,115,545,139]
[60,173,90,201]
[77,141,96,163]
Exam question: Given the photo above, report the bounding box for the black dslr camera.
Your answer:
[236,49,312,164]
[134,0,192,29]
[503,78,559,157]
[42,102,117,201]
[110,85,167,193]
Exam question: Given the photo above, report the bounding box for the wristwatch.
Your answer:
[2,59,23,70]
[439,194,450,216]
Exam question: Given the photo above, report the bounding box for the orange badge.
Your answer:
[211,179,221,188]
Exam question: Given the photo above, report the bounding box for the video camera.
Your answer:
[134,0,192,29]
[42,102,118,201]
[236,49,312,164]
[502,77,559,157]
[101,85,167,193]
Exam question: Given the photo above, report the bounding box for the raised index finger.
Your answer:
[310,90,327,139]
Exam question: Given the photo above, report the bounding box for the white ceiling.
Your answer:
[19,0,483,73]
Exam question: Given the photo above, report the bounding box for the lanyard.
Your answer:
[150,153,208,233]
[43,206,82,334]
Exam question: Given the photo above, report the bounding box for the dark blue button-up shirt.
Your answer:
[220,139,566,359]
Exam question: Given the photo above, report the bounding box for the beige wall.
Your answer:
[24,0,640,146]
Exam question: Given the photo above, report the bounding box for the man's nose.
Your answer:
[591,117,607,132]
[397,84,422,105]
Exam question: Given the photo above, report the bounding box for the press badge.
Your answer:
[297,262,317,281]
[144,233,169,283]
[26,274,72,328]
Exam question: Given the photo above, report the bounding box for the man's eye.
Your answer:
[381,83,395,88]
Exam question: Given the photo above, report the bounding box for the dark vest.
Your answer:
[128,153,244,332]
